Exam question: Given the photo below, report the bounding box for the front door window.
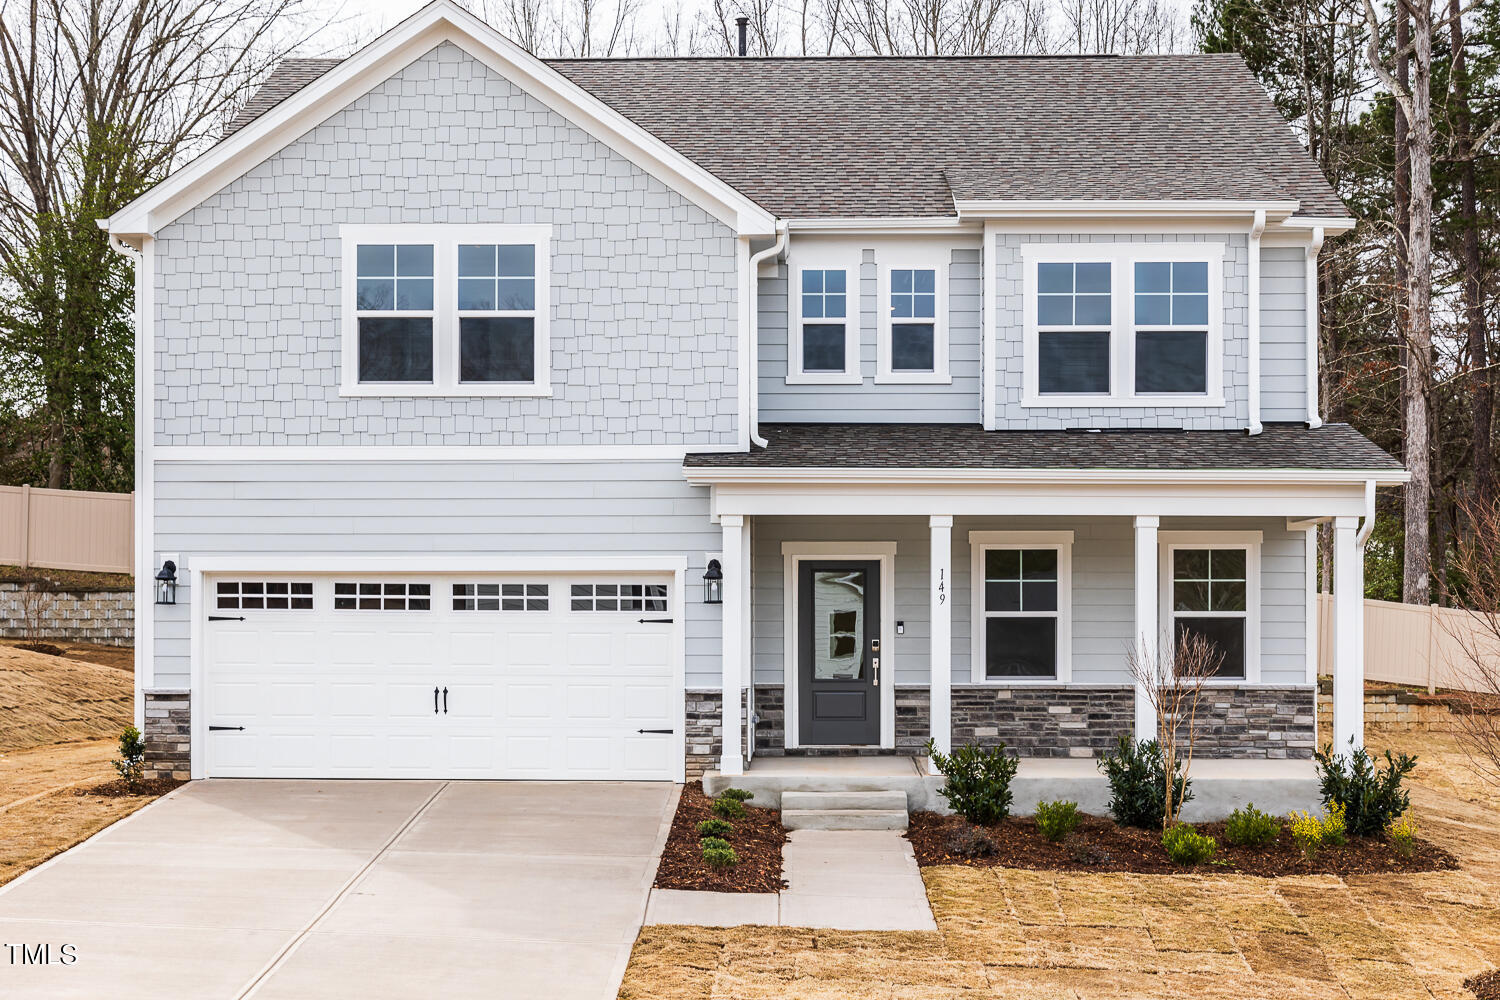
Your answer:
[814,570,866,680]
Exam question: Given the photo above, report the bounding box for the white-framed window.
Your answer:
[877,250,950,384]
[333,581,432,611]
[216,581,314,611]
[788,251,861,385]
[1021,243,1225,408]
[968,530,1073,683]
[570,582,669,612]
[340,224,551,397]
[1159,531,1261,682]
[452,582,549,612]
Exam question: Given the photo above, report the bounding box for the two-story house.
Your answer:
[106,1,1404,811]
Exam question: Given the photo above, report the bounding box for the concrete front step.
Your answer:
[781,790,908,812]
[782,808,909,831]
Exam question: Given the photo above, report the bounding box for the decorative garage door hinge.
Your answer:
[208,615,245,622]
[637,617,673,624]
[208,725,245,732]
[637,728,674,734]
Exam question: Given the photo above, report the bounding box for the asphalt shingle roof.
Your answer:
[682,423,1402,472]
[222,53,1347,219]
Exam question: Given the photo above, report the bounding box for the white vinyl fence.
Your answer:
[1317,593,1495,694]
[0,485,134,574]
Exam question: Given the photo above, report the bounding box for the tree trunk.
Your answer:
[1450,0,1491,510]
[1401,0,1434,606]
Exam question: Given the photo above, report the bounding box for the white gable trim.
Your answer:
[104,1,775,242]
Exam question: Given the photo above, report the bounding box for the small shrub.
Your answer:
[1320,801,1347,847]
[945,825,998,858]
[113,725,146,793]
[1387,814,1419,859]
[711,796,746,820]
[1314,740,1418,837]
[1098,735,1192,830]
[1224,803,1280,847]
[1162,823,1218,866]
[696,818,734,838]
[1034,799,1081,843]
[1288,810,1323,862]
[718,788,754,802]
[699,836,732,852]
[925,739,1020,826]
[702,844,739,869]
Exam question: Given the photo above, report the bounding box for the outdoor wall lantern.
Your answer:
[155,560,178,605]
[703,559,723,605]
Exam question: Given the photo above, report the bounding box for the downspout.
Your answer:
[1247,209,1266,435]
[747,222,787,449]
[1357,478,1376,547]
[1305,226,1326,428]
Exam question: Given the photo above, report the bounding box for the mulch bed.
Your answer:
[77,777,186,799]
[1467,970,1500,999]
[907,811,1459,876]
[653,786,786,893]
[16,642,64,657]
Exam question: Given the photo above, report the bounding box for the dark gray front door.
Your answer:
[797,560,881,746]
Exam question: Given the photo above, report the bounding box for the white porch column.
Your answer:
[929,516,953,768]
[719,514,745,776]
[1331,515,1364,753]
[1133,515,1160,742]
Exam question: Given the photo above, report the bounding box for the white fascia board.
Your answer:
[104,1,774,239]
[952,199,1300,221]
[785,216,979,235]
[153,443,733,463]
[683,466,1411,487]
[188,554,689,575]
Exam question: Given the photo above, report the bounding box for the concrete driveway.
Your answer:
[0,780,678,1000]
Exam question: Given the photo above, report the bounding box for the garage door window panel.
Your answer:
[453,582,549,612]
[571,583,668,612]
[217,581,313,611]
[334,582,431,611]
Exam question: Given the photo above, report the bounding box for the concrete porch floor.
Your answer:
[704,755,1321,821]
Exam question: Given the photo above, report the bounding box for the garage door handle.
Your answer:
[208,725,244,732]
[637,728,674,734]
[443,687,448,714]
[208,615,245,622]
[638,618,674,624]
[434,686,439,714]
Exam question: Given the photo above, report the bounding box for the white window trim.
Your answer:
[787,249,862,385]
[1020,242,1226,409]
[968,530,1074,685]
[339,223,552,398]
[876,248,951,385]
[1157,530,1261,685]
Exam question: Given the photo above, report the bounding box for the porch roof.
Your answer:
[685,423,1403,478]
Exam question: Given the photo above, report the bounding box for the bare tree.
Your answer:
[1363,0,1435,606]
[1127,631,1224,829]
[483,0,554,53]
[17,582,56,646]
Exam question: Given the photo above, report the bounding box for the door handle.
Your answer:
[443,687,448,714]
[873,656,880,687]
[433,686,439,714]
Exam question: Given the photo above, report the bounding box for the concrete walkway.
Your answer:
[0,779,677,1000]
[645,829,936,931]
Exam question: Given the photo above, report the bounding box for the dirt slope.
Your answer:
[0,643,132,752]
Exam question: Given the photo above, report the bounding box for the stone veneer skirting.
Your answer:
[143,689,191,780]
[0,582,133,646]
[687,683,1317,771]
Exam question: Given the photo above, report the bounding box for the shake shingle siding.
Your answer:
[155,43,739,448]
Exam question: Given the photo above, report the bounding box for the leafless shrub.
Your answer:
[1127,630,1223,828]
[1444,494,1500,789]
[17,581,56,643]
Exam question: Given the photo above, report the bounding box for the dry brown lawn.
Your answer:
[621,726,1500,999]
[0,644,167,887]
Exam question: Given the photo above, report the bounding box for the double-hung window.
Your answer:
[341,224,551,396]
[1036,262,1112,395]
[969,531,1073,682]
[878,254,949,383]
[1023,244,1224,407]
[789,254,861,384]
[1160,532,1260,681]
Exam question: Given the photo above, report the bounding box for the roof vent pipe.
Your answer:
[736,16,749,56]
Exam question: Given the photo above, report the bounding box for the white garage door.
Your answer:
[202,574,679,780]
